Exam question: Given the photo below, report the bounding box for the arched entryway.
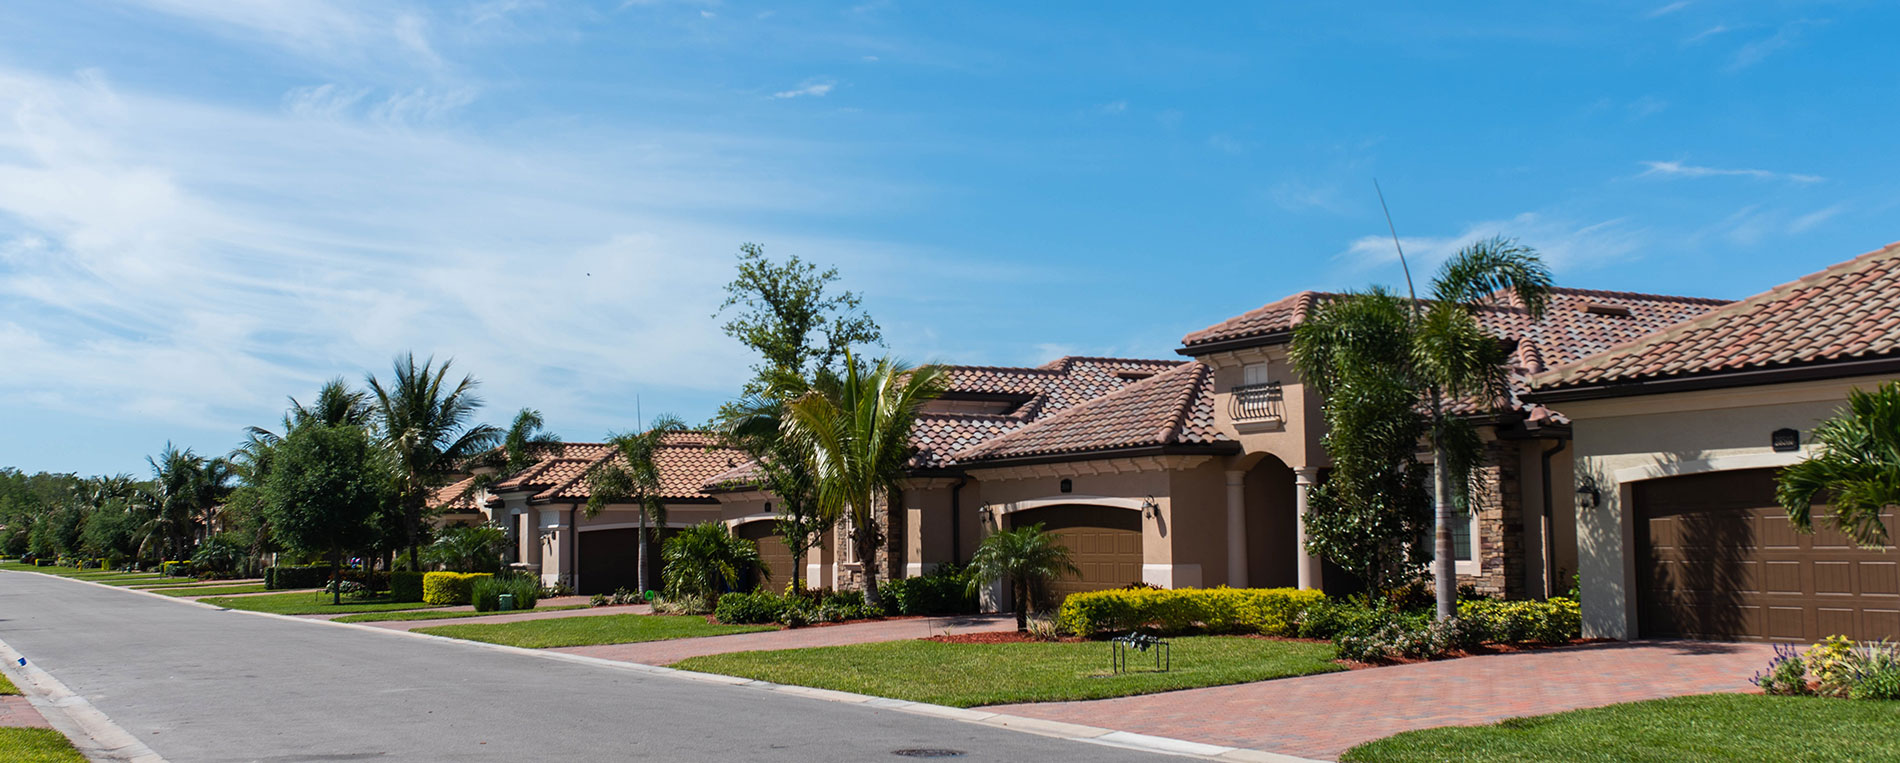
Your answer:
[1240,454,1300,588]
[1008,503,1143,600]
[577,526,678,596]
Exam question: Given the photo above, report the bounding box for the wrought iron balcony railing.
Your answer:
[1229,381,1284,423]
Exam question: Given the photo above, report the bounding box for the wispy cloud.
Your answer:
[773,80,836,99]
[1729,21,1822,71]
[119,0,443,73]
[1789,204,1847,233]
[1626,96,1668,120]
[1338,212,1649,275]
[1685,24,1733,44]
[1097,100,1128,115]
[1646,1,1692,19]
[1638,160,1823,184]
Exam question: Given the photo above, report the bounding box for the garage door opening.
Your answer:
[1008,504,1142,604]
[735,521,795,593]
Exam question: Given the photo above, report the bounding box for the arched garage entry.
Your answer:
[578,527,678,596]
[734,520,796,593]
[1009,503,1142,600]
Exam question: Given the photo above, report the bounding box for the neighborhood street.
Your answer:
[0,573,1175,762]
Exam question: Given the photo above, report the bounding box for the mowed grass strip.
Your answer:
[415,613,775,648]
[150,583,276,597]
[675,636,1343,707]
[332,605,589,624]
[0,728,87,763]
[1341,693,1900,763]
[0,669,18,694]
[200,591,449,616]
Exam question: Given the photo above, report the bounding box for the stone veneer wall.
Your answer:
[1460,438,1526,599]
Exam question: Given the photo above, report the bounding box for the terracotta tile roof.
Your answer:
[1181,291,1337,349]
[954,362,1231,462]
[540,432,744,504]
[430,475,481,512]
[490,443,614,492]
[1536,242,1900,391]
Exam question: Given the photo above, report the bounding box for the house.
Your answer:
[1531,242,1900,643]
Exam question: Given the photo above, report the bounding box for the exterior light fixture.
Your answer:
[976,504,995,525]
[1141,496,1160,519]
[1576,482,1601,510]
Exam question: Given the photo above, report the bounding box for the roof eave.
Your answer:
[1530,354,1900,404]
[1176,330,1294,358]
[958,442,1242,470]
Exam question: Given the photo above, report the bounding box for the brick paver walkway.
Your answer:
[0,695,51,729]
[559,614,1017,665]
[989,640,1775,761]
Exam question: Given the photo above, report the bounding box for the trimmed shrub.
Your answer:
[714,590,788,624]
[422,571,492,605]
[389,571,425,603]
[472,575,540,612]
[885,564,980,616]
[1458,597,1581,645]
[265,565,331,590]
[1056,586,1325,637]
[160,560,193,577]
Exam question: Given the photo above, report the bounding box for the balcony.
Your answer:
[1228,382,1284,431]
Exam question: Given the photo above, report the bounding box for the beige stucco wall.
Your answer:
[1562,374,1889,639]
[965,460,1207,587]
[1199,347,1327,471]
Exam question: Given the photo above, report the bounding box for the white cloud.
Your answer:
[1098,100,1128,115]
[1638,160,1823,184]
[118,0,443,72]
[1728,21,1822,71]
[773,80,836,99]
[1685,24,1732,44]
[1626,96,1668,120]
[1789,204,1846,233]
[1337,212,1649,276]
[1646,1,1692,18]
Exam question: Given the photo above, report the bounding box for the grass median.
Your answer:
[0,728,87,763]
[150,583,277,597]
[332,605,589,624]
[1340,693,1900,762]
[415,613,775,648]
[674,636,1342,707]
[0,670,17,694]
[200,591,448,616]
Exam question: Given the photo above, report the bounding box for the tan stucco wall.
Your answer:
[1562,374,1890,639]
[966,463,1197,585]
[1199,348,1326,470]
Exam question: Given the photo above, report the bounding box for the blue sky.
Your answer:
[3,1,1895,477]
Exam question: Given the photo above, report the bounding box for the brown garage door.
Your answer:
[735,521,795,593]
[1011,504,1142,602]
[1636,468,1900,642]
[577,527,677,596]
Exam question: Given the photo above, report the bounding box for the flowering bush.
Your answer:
[1753,643,1811,695]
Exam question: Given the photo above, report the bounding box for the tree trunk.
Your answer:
[404,497,421,573]
[857,513,880,609]
[1014,576,1028,631]
[331,544,342,605]
[636,511,649,595]
[1431,394,1457,621]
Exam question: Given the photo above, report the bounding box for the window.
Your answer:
[1242,362,1270,387]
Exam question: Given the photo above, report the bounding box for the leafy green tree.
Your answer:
[966,523,1079,631]
[661,521,765,606]
[783,354,946,608]
[368,354,501,570]
[423,524,511,573]
[265,424,390,604]
[588,414,689,594]
[1290,288,1433,597]
[138,444,232,562]
[1777,381,1900,548]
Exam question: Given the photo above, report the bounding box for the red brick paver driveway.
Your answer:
[990,640,1775,761]
[559,614,1016,665]
[0,695,51,729]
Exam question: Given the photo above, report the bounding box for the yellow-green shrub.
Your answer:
[422,572,492,605]
[1056,586,1325,637]
[1456,597,1581,644]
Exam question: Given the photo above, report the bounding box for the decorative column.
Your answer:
[1295,467,1322,590]
[1225,470,1248,588]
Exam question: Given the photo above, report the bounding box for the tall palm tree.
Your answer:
[967,523,1079,631]
[138,444,228,561]
[247,377,373,447]
[1777,380,1900,548]
[715,375,829,592]
[587,414,689,594]
[781,354,946,608]
[485,408,565,477]
[367,354,502,570]
[1411,238,1551,619]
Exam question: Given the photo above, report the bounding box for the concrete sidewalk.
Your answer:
[558,614,1017,665]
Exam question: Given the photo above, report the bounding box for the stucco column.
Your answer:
[1295,467,1322,590]
[1225,470,1248,588]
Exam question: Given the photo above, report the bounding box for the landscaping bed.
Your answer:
[673,636,1342,707]
[1341,693,1900,762]
[0,728,86,763]
[199,592,450,616]
[415,613,776,648]
[332,605,589,624]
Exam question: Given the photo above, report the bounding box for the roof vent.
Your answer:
[1583,303,1632,317]
[1115,370,1157,380]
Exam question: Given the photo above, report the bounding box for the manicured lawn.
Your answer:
[199,592,448,616]
[0,670,18,694]
[0,564,183,586]
[1341,693,1900,762]
[0,728,86,763]
[415,614,776,648]
[675,636,1343,707]
[332,605,588,623]
[150,583,276,597]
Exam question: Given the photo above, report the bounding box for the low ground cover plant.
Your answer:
[1755,636,1900,700]
[880,563,980,616]
[1300,595,1581,662]
[712,589,879,627]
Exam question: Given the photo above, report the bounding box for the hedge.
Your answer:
[1458,597,1581,645]
[1056,586,1325,637]
[389,571,425,602]
[422,572,492,605]
[265,565,331,590]
[160,561,193,577]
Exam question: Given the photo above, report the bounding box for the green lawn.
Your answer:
[332,605,589,623]
[199,592,448,616]
[150,583,276,597]
[415,614,776,648]
[0,729,86,763]
[0,564,186,586]
[0,670,18,694]
[1341,693,1900,762]
[675,636,1343,707]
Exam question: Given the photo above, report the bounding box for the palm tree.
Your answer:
[138,444,229,561]
[587,414,689,594]
[715,376,829,592]
[967,523,1079,631]
[368,354,501,570]
[477,408,564,478]
[661,521,766,605]
[1411,238,1551,619]
[781,354,946,608]
[1777,380,1900,548]
[247,377,374,447]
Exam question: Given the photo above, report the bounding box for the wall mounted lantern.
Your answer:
[976,504,995,525]
[1141,496,1160,519]
[1575,482,1601,510]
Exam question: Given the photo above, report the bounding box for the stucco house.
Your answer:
[1531,242,1900,643]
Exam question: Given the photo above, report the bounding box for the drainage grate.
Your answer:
[892,750,966,758]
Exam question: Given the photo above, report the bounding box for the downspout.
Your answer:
[949,475,969,562]
[569,504,579,594]
[1540,439,1567,600]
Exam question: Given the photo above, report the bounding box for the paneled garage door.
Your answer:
[736,521,796,593]
[577,527,677,596]
[1010,504,1142,601]
[1635,468,1900,642]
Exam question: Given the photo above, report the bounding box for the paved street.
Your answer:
[0,572,1176,762]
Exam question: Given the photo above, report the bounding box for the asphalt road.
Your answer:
[0,572,1176,762]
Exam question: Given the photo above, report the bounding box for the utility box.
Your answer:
[497,593,515,612]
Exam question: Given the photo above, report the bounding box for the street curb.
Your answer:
[0,635,167,763]
[4,569,1327,763]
